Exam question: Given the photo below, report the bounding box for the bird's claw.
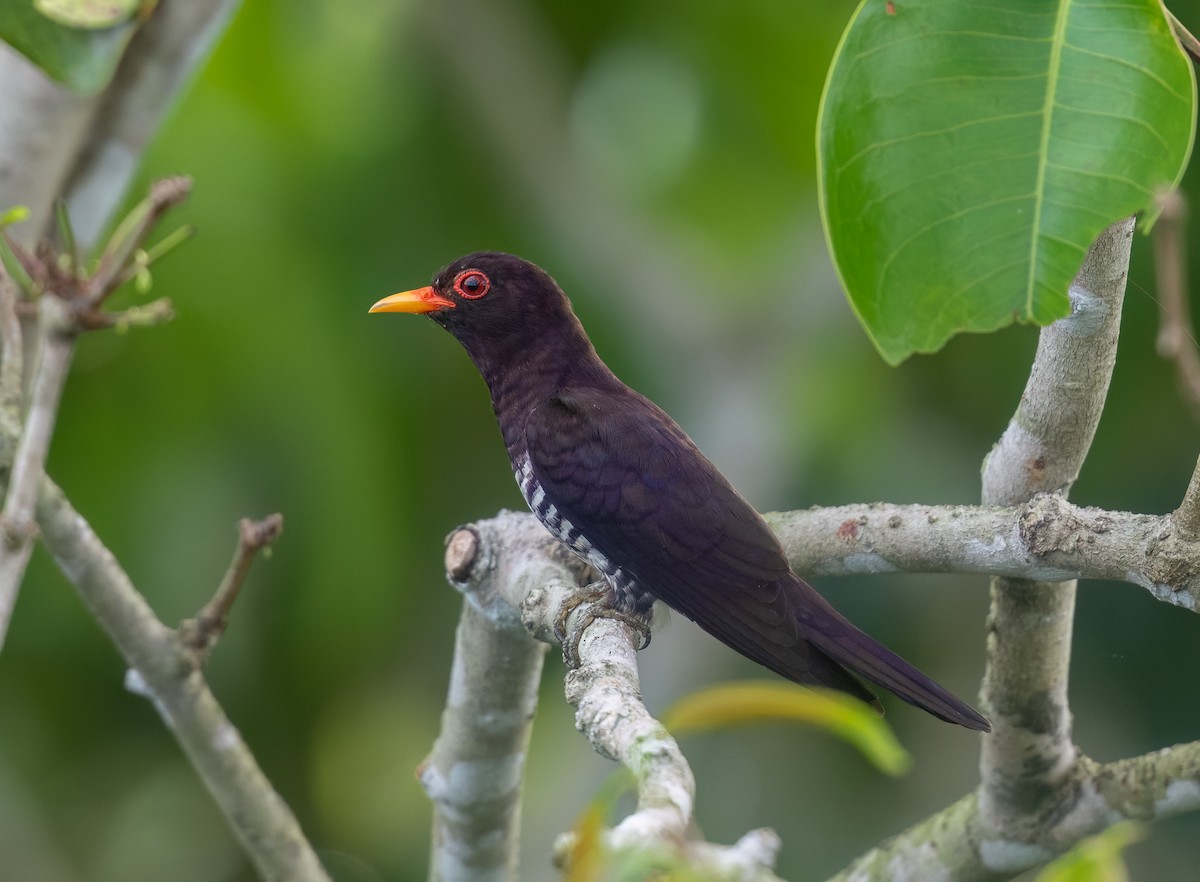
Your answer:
[556,582,651,668]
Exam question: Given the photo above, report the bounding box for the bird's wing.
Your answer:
[524,385,800,635]
[524,385,993,730]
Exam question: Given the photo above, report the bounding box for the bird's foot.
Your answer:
[556,581,651,668]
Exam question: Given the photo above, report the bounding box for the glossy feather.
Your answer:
[525,385,989,729]
[389,251,991,732]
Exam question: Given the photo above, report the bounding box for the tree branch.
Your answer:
[0,2,330,877]
[0,266,22,418]
[1151,191,1200,417]
[978,218,1133,838]
[435,512,785,880]
[1173,448,1200,541]
[829,741,1200,881]
[0,295,75,647]
[421,516,550,882]
[34,476,330,882]
[61,0,239,250]
[766,495,1200,610]
[180,514,284,659]
[0,172,190,648]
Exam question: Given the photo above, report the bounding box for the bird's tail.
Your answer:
[790,575,992,732]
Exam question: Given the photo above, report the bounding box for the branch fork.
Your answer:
[432,513,787,880]
[0,177,192,650]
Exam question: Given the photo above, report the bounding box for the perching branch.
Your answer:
[767,494,1200,611]
[436,490,1200,880]
[422,219,1199,881]
[433,512,785,881]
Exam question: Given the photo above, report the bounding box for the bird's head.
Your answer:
[370,251,593,373]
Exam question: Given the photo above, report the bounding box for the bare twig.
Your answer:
[978,218,1133,841]
[0,295,76,648]
[34,476,330,882]
[1151,190,1200,417]
[0,266,22,418]
[1168,8,1200,66]
[0,175,189,651]
[180,514,284,659]
[87,175,191,302]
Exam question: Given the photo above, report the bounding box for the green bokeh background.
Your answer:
[2,1,1199,879]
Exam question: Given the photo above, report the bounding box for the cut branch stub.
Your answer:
[444,526,480,583]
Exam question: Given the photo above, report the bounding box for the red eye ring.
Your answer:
[453,270,490,300]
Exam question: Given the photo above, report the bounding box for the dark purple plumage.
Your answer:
[373,251,991,732]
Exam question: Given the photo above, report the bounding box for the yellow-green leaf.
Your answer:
[1035,821,1144,882]
[662,680,911,776]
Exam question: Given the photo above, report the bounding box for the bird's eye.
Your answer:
[453,270,490,300]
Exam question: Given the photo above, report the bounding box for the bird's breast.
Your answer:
[513,452,640,606]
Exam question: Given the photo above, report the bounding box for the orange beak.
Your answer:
[368,286,455,314]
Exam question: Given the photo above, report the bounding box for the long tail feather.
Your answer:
[789,576,992,731]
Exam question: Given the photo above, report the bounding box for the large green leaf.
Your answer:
[0,0,144,94]
[818,0,1196,364]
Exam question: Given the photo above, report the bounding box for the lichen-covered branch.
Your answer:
[978,218,1133,840]
[830,741,1200,882]
[437,512,784,881]
[421,516,550,882]
[767,495,1199,610]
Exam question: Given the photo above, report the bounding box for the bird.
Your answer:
[370,251,990,732]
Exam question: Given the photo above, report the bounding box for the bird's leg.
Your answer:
[555,580,652,668]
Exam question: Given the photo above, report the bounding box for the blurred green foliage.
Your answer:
[1,0,1199,880]
[1036,822,1143,882]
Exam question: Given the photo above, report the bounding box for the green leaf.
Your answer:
[0,230,35,296]
[1035,821,1143,882]
[818,0,1196,364]
[54,199,78,274]
[662,680,912,776]
[0,0,143,93]
[563,771,634,882]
